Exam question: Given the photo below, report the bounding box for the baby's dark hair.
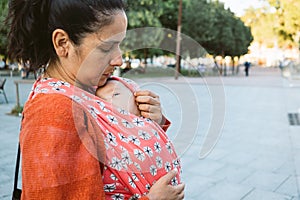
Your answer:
[6,0,125,70]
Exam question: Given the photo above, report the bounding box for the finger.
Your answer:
[138,104,160,113]
[140,111,161,122]
[159,169,178,184]
[138,104,151,112]
[135,90,159,98]
[173,183,185,194]
[136,96,160,105]
[139,105,161,119]
[177,191,185,200]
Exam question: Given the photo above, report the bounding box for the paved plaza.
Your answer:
[0,67,300,199]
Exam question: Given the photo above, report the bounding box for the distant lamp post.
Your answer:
[175,0,182,80]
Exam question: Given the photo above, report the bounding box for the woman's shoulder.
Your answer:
[23,93,87,124]
[21,93,102,145]
[25,93,74,113]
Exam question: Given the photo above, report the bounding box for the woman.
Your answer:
[7,0,184,199]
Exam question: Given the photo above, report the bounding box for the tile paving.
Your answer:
[0,67,299,199]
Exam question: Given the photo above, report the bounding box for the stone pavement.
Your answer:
[0,67,300,199]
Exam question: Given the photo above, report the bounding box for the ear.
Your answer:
[52,29,71,57]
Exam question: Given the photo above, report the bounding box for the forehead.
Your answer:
[96,11,127,42]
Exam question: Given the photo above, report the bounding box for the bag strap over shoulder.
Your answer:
[12,115,23,200]
[12,143,22,200]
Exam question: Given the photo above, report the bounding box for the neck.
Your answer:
[44,62,94,93]
[44,62,74,84]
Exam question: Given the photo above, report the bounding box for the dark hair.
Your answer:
[6,0,125,70]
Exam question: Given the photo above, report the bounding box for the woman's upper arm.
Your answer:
[20,94,105,199]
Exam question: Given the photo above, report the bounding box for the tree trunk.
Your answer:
[231,56,235,75]
[3,55,8,68]
[142,48,148,73]
[236,56,240,74]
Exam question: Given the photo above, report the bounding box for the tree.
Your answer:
[242,0,300,49]
[268,0,300,48]
[242,7,278,48]
[229,18,253,74]
[182,1,252,57]
[0,0,9,65]
[160,0,253,75]
[123,0,167,66]
[158,0,178,56]
[182,0,216,57]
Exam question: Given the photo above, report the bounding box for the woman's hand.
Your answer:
[146,169,185,200]
[134,90,163,124]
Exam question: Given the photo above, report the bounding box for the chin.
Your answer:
[98,78,108,87]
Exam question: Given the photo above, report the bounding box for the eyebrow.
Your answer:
[104,38,127,46]
[102,35,126,44]
[102,40,119,44]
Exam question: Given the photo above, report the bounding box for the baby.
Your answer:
[96,78,141,116]
[96,77,182,199]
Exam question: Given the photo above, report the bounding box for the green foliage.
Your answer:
[124,0,254,65]
[242,8,278,47]
[124,0,168,61]
[182,0,252,58]
[125,0,164,28]
[0,0,255,66]
[159,0,179,31]
[272,0,300,46]
[230,15,253,56]
[242,0,300,48]
[182,0,217,56]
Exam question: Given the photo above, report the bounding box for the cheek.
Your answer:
[83,53,105,73]
[77,51,110,85]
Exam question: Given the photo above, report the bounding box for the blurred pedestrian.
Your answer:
[244,61,251,77]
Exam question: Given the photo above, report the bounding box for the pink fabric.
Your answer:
[29,77,181,200]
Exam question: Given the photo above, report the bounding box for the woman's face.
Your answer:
[73,11,127,88]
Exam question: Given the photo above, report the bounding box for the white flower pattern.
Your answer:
[128,135,140,146]
[134,149,145,161]
[112,193,124,200]
[154,142,162,153]
[121,151,132,165]
[156,156,163,169]
[132,118,144,127]
[143,146,153,157]
[122,119,134,128]
[107,115,118,125]
[110,157,123,171]
[104,183,116,192]
[138,130,151,140]
[150,165,157,176]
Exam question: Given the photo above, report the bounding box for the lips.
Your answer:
[103,73,112,77]
[103,70,114,77]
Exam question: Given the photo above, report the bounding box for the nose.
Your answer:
[110,49,123,67]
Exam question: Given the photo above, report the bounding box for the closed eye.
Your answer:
[113,92,120,97]
[99,45,114,53]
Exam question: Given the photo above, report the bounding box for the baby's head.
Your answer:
[96,80,140,116]
[96,80,120,102]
